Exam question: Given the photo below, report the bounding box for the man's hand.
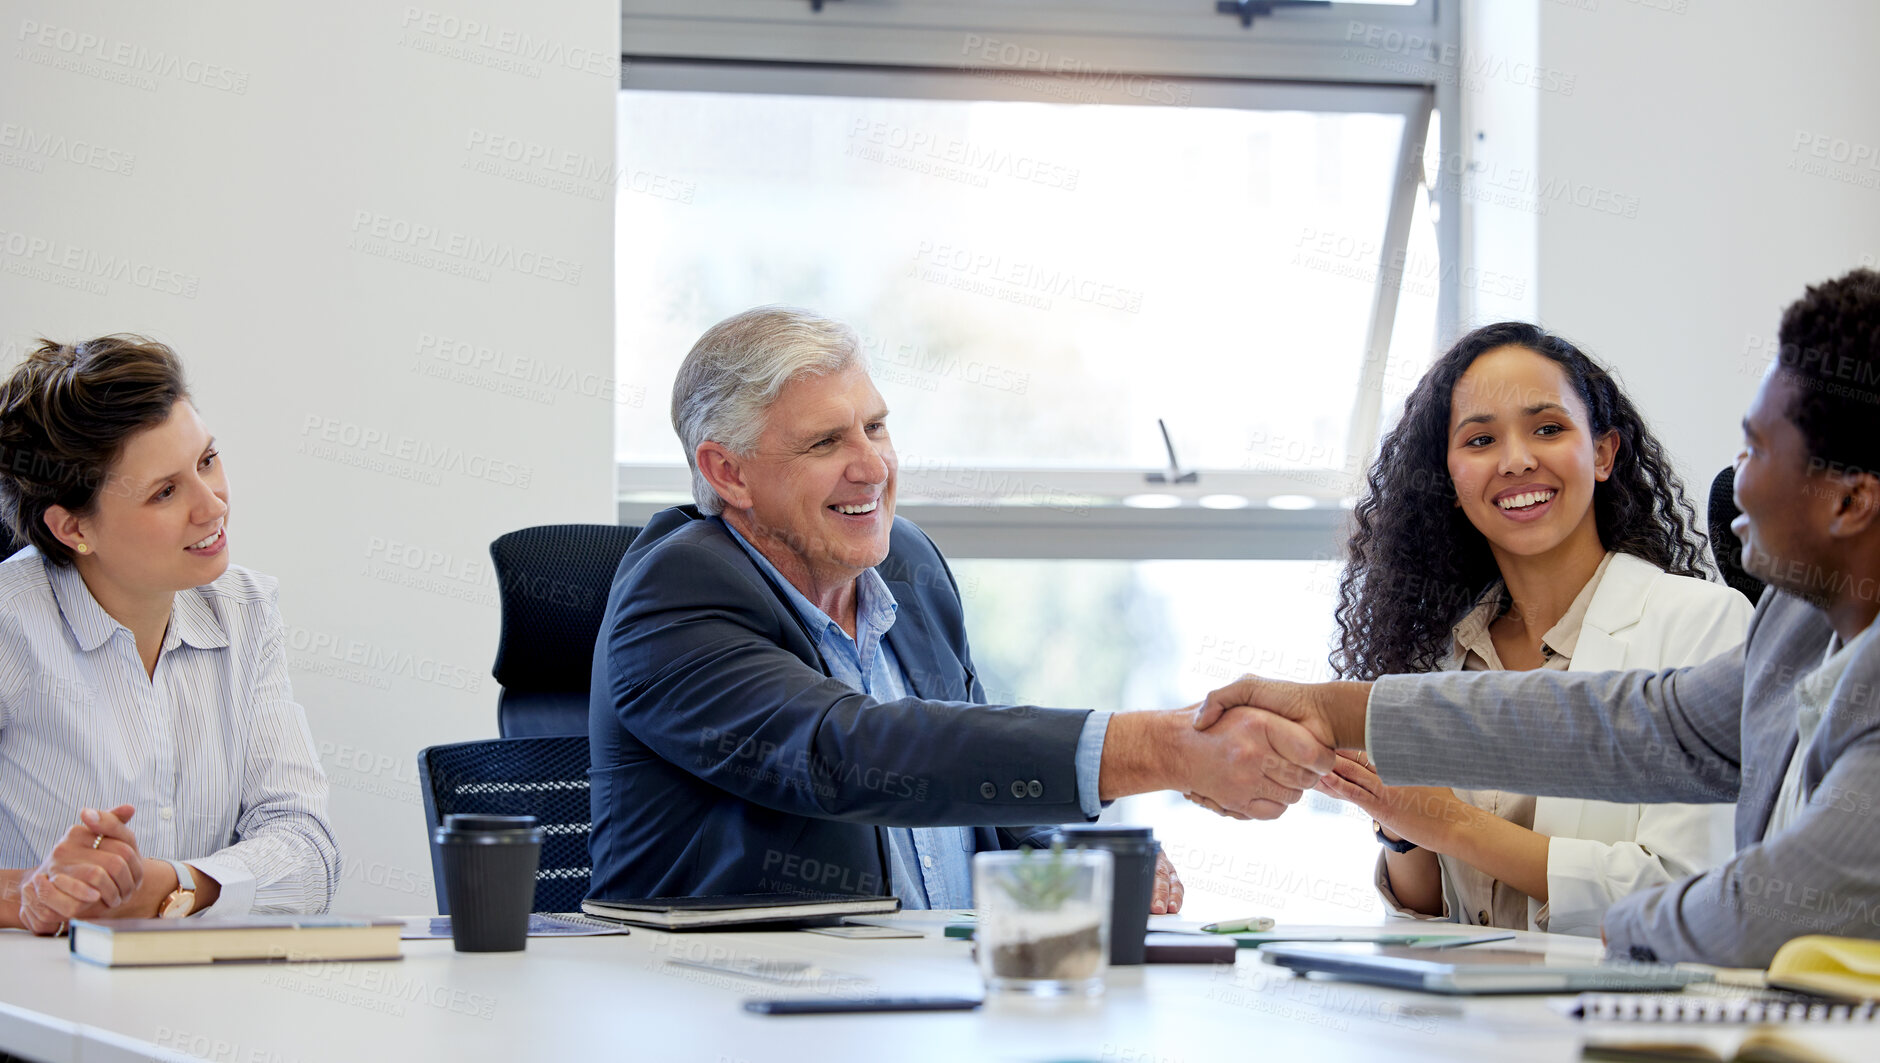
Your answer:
[1183,707,1336,819]
[1315,753,1463,852]
[1099,705,1335,820]
[19,806,142,935]
[1152,849,1183,914]
[1192,675,1371,751]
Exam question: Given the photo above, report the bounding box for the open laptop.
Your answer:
[1260,942,1711,995]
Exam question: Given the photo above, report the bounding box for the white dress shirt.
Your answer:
[0,548,338,915]
[1765,626,1871,839]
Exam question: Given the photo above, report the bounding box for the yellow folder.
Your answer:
[1768,935,1880,1001]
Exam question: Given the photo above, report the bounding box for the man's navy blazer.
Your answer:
[587,505,1092,900]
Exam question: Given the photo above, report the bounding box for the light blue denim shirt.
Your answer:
[724,523,1108,908]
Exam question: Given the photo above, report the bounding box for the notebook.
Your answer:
[1570,992,1878,1023]
[69,915,402,967]
[580,894,901,930]
[1567,935,1880,1024]
[1582,1029,1861,1063]
[1224,929,1515,950]
[1765,935,1880,1001]
[398,913,630,940]
[1259,942,1708,995]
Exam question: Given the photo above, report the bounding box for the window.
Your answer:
[950,556,1381,921]
[620,77,1419,468]
[617,63,1444,556]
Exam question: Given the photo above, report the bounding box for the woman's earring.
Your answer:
[75,544,89,554]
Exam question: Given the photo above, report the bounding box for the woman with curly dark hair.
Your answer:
[1314,322,1753,935]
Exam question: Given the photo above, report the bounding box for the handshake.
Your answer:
[1098,675,1375,818]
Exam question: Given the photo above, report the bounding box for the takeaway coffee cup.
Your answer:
[434,814,543,952]
[1051,825,1157,965]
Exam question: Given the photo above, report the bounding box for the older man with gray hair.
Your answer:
[588,305,1331,910]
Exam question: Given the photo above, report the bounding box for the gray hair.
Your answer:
[671,306,862,515]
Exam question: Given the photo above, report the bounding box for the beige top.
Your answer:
[1386,553,1613,931]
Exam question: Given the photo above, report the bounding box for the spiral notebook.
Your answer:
[1570,992,1879,1024]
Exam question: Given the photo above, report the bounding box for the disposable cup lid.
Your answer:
[436,814,544,843]
[444,814,538,831]
[1051,825,1157,849]
[1053,824,1152,839]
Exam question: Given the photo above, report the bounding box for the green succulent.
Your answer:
[995,842,1083,911]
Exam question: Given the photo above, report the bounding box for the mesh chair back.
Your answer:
[1708,466,1767,604]
[489,523,640,737]
[418,736,592,913]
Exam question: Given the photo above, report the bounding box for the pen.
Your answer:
[1200,916,1276,934]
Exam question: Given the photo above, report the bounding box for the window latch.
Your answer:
[1146,418,1198,485]
[1214,0,1331,30]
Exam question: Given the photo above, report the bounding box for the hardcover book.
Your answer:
[69,915,403,967]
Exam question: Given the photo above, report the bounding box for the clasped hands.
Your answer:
[1152,675,1336,819]
[14,804,151,935]
[1172,674,1446,830]
[1176,675,1469,844]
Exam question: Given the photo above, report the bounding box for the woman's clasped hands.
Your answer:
[17,805,144,935]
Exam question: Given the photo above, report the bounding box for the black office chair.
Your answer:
[418,735,593,914]
[489,523,641,738]
[1709,466,1766,604]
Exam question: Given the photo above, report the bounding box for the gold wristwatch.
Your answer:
[157,860,197,918]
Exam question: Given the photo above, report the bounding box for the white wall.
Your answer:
[0,1,618,912]
[1458,0,1540,328]
[1530,0,1880,504]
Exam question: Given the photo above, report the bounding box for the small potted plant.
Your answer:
[972,843,1112,995]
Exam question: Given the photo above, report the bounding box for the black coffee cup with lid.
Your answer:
[434,814,544,952]
[1050,825,1157,965]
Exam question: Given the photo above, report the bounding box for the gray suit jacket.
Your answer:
[1368,590,1880,967]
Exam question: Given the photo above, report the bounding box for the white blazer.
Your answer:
[1383,552,1754,936]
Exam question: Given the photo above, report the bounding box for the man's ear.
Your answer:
[696,442,754,512]
[1827,471,1880,540]
[42,504,88,557]
[1593,429,1621,482]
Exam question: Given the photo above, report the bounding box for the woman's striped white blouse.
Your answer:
[0,548,339,915]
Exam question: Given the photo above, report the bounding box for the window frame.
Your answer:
[622,0,1442,72]
[617,1,1462,561]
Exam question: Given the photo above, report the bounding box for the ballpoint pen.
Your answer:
[1200,916,1277,934]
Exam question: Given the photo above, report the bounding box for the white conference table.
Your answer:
[0,912,1873,1063]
